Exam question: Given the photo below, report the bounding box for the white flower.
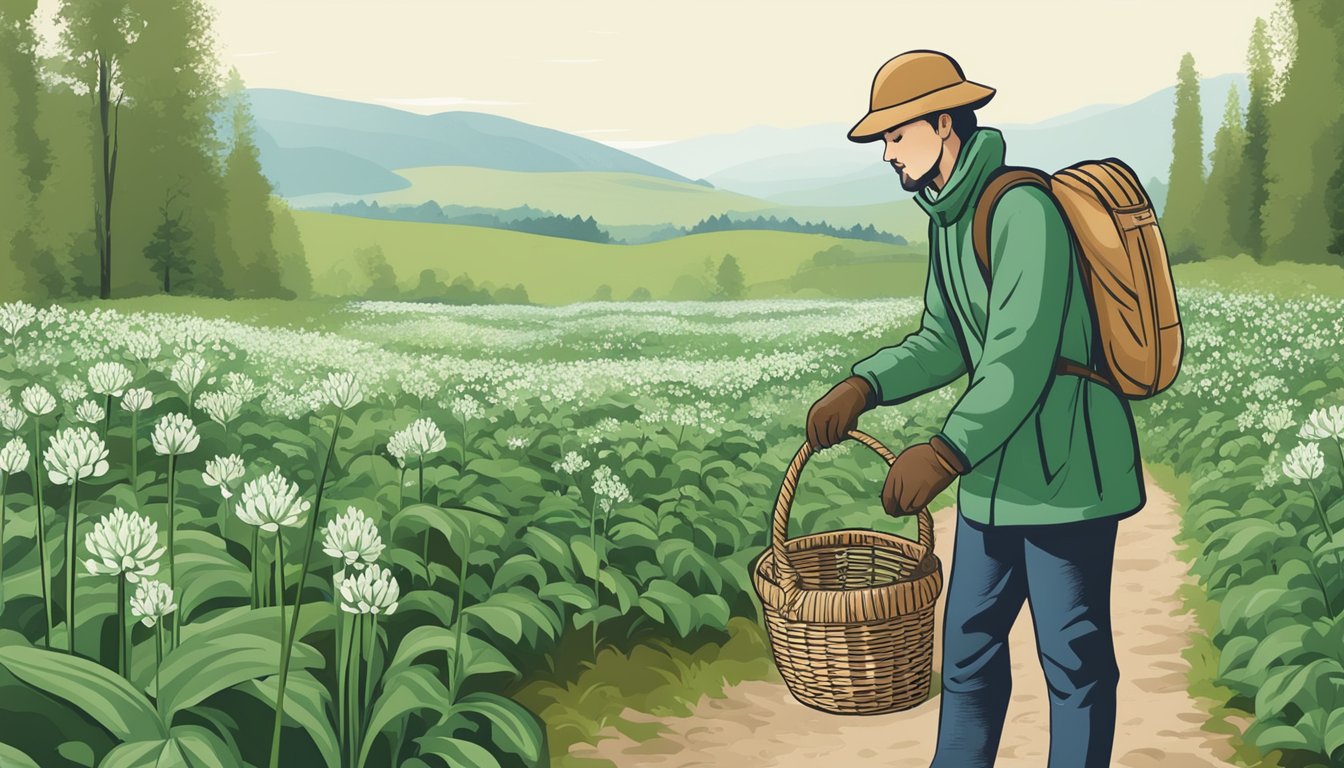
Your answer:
[1282,442,1325,484]
[0,401,26,432]
[1300,405,1344,441]
[552,450,590,475]
[130,579,177,628]
[43,426,109,485]
[0,301,37,337]
[450,395,485,422]
[236,467,310,532]
[400,368,440,401]
[320,371,364,410]
[88,362,134,397]
[123,331,160,364]
[120,387,154,413]
[58,379,87,404]
[151,412,199,456]
[592,464,631,512]
[84,507,165,583]
[197,390,243,426]
[222,372,260,402]
[322,506,385,569]
[0,436,30,475]
[20,384,56,416]
[397,418,446,460]
[202,454,246,499]
[75,399,104,424]
[386,430,410,470]
[169,352,207,394]
[506,436,528,450]
[339,563,399,615]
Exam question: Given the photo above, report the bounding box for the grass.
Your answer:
[293,210,923,304]
[512,617,779,768]
[1172,254,1344,298]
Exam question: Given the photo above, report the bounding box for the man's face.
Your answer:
[882,116,946,193]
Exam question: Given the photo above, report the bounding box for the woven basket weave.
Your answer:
[751,429,944,715]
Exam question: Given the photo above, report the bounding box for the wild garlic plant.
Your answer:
[323,506,387,766]
[43,425,109,653]
[0,436,31,594]
[130,578,177,699]
[19,383,56,645]
[83,506,164,676]
[87,361,133,441]
[119,387,153,494]
[150,412,199,647]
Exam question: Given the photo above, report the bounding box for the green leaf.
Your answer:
[158,624,321,719]
[453,692,544,762]
[570,536,598,579]
[243,673,338,768]
[638,579,694,636]
[358,666,454,767]
[462,604,524,644]
[414,735,501,768]
[0,645,165,742]
[99,741,169,768]
[171,725,237,768]
[0,742,40,768]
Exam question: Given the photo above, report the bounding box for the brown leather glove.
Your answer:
[882,435,968,517]
[806,375,878,450]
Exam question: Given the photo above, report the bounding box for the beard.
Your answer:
[897,143,946,193]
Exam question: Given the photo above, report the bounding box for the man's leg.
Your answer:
[929,509,1027,768]
[1022,516,1121,768]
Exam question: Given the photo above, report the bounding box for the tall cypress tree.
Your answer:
[220,68,288,298]
[1231,18,1273,259]
[1261,0,1342,263]
[1193,86,1246,258]
[1162,53,1205,262]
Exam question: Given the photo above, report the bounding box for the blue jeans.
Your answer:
[929,509,1121,768]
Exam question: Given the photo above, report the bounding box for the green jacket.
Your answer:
[852,127,1145,526]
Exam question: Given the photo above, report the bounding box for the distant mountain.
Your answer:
[628,73,1249,210]
[242,89,698,196]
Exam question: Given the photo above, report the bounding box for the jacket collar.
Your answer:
[912,127,1006,227]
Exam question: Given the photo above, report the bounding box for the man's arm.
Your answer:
[933,185,1073,472]
[850,246,968,407]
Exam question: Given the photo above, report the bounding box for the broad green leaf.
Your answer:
[0,742,39,768]
[158,624,322,718]
[171,725,237,768]
[243,673,338,768]
[100,740,169,768]
[0,645,165,742]
[453,692,544,762]
[414,735,500,768]
[359,665,454,766]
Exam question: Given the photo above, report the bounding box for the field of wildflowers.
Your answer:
[0,286,1340,766]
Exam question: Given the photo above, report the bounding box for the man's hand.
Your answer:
[806,376,877,450]
[882,436,968,516]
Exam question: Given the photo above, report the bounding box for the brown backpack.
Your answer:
[971,159,1184,399]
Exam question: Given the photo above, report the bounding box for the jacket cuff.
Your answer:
[930,432,970,475]
[849,370,883,408]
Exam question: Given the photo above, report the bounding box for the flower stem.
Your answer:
[590,495,600,657]
[168,453,178,648]
[337,610,350,764]
[1307,482,1344,584]
[250,527,261,608]
[1,479,7,596]
[155,623,162,700]
[449,524,471,701]
[117,576,127,677]
[64,481,78,654]
[32,419,50,647]
[268,530,288,768]
[419,459,430,587]
[130,412,139,497]
[269,408,346,768]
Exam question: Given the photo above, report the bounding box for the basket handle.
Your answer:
[771,429,938,615]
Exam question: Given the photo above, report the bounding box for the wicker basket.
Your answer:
[751,428,944,715]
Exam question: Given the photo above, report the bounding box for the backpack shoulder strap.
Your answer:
[971,166,1053,286]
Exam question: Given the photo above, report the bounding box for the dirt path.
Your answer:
[572,466,1242,767]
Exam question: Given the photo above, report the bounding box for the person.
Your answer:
[804,49,1147,768]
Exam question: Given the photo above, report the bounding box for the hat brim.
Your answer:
[847,81,995,143]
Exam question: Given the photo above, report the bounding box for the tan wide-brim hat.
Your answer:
[848,50,995,143]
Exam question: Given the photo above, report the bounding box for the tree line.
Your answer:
[0,1,308,302]
[1160,0,1343,265]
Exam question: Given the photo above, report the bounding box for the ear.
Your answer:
[936,113,953,140]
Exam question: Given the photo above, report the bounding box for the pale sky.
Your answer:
[41,0,1280,149]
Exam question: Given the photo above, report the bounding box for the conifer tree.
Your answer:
[1162,53,1205,262]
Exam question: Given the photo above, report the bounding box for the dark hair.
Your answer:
[890,106,979,142]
